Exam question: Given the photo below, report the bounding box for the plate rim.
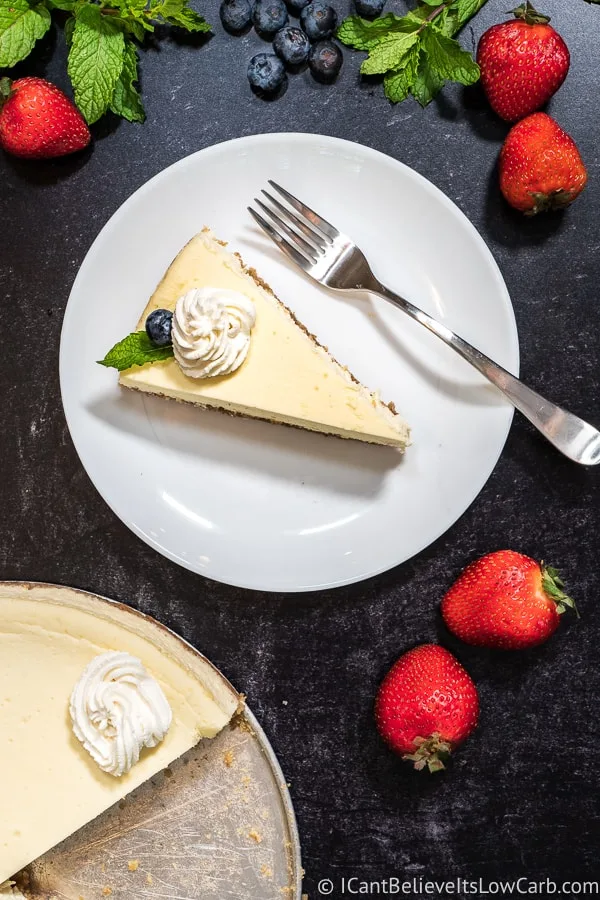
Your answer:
[59,132,519,593]
[0,579,303,898]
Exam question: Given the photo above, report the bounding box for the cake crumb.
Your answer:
[102,888,112,896]
[260,865,273,879]
[248,829,262,844]
[282,700,288,706]
[241,775,251,787]
[223,750,234,768]
[146,875,153,886]
[128,861,139,872]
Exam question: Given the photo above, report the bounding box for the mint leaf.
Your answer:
[411,48,444,105]
[420,25,480,85]
[450,0,489,28]
[64,13,75,46]
[98,331,174,371]
[47,0,76,10]
[0,0,51,68]
[360,30,419,75]
[338,0,488,105]
[110,16,151,39]
[337,12,421,50]
[383,42,420,102]
[154,0,210,31]
[68,5,125,124]
[110,39,145,122]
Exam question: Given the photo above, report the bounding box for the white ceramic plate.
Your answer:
[60,133,519,592]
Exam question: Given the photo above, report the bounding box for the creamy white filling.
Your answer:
[70,651,172,777]
[172,287,256,378]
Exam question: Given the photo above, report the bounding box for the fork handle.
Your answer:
[373,283,600,466]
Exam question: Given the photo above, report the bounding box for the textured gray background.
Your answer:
[1,0,599,895]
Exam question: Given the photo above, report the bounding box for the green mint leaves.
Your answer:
[0,0,51,68]
[337,0,487,105]
[0,0,210,124]
[68,7,125,124]
[98,331,174,371]
[109,39,144,122]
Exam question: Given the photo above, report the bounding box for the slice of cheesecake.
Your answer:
[119,229,410,449]
[0,585,239,885]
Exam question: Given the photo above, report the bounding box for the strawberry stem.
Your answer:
[512,2,551,25]
[526,190,579,216]
[541,563,579,618]
[402,733,452,773]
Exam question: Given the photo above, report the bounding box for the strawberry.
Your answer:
[441,550,578,650]
[498,113,587,215]
[477,2,570,122]
[375,644,479,773]
[0,77,90,160]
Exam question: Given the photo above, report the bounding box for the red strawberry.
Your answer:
[477,2,570,122]
[375,644,479,773]
[441,550,578,650]
[499,113,587,215]
[0,77,90,160]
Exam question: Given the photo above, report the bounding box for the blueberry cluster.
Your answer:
[220,0,344,97]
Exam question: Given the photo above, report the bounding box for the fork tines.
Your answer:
[248,180,338,271]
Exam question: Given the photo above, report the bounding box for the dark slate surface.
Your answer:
[1,0,599,896]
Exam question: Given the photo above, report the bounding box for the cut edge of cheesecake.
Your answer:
[119,228,411,450]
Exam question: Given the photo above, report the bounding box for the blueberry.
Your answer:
[309,39,343,81]
[273,26,310,66]
[354,0,385,16]
[247,53,288,93]
[220,0,253,31]
[300,2,337,41]
[145,309,173,346]
[252,0,288,34]
[285,0,310,14]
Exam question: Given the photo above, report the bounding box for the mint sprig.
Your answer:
[337,0,487,105]
[98,331,174,371]
[0,0,210,124]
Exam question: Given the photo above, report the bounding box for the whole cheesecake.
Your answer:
[0,585,239,885]
[119,229,411,449]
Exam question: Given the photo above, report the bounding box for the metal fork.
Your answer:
[249,180,600,466]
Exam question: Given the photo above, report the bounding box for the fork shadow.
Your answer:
[242,231,514,409]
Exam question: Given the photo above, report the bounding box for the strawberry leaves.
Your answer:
[541,565,580,618]
[337,0,488,105]
[402,733,452,774]
[0,0,210,124]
